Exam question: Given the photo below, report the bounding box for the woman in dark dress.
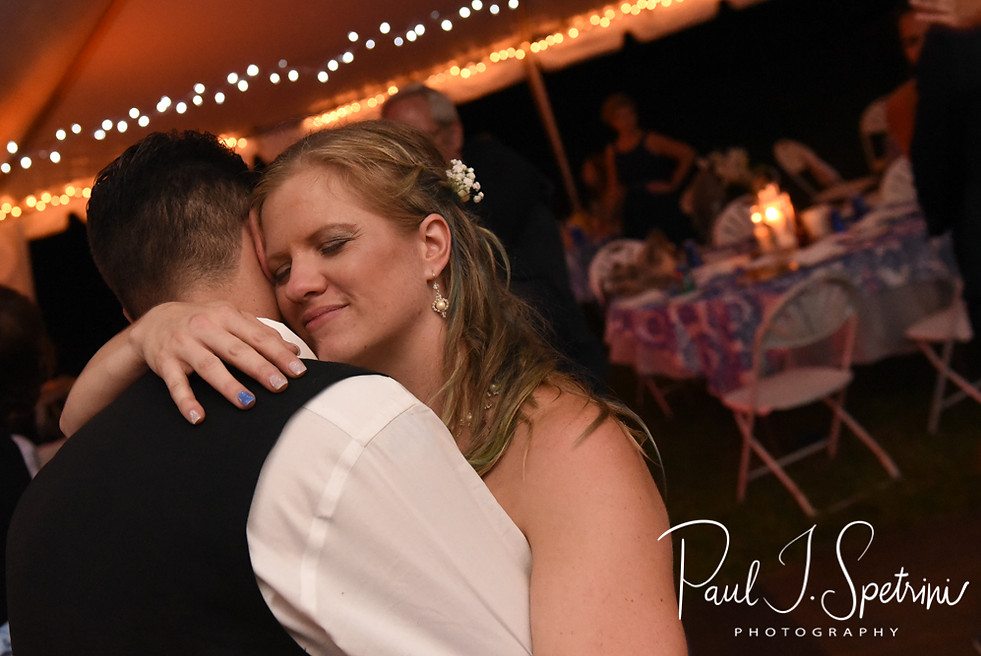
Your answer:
[601,93,697,245]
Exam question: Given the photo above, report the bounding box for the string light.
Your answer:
[1,0,691,221]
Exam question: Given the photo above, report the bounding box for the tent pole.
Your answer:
[521,55,582,216]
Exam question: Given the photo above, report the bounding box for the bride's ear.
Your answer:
[419,213,451,273]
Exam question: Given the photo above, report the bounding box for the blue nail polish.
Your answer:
[238,391,256,407]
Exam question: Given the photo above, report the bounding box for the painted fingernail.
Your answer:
[238,391,256,408]
[189,409,203,425]
[270,373,288,390]
[289,360,307,376]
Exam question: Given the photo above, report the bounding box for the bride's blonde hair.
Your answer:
[254,120,653,475]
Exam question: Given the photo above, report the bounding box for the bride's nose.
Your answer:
[283,255,327,301]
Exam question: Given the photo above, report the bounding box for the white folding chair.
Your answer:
[711,194,756,247]
[904,278,981,434]
[586,239,646,306]
[773,139,843,203]
[859,97,893,175]
[720,273,901,516]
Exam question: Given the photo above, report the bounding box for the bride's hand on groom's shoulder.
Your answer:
[61,301,307,435]
[130,301,307,425]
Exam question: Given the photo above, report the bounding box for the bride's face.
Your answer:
[258,168,442,375]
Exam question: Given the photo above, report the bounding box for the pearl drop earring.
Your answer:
[431,281,449,318]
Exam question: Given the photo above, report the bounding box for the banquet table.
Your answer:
[604,205,957,396]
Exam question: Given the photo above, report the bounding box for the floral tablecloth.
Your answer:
[604,208,957,396]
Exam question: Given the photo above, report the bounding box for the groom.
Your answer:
[6,131,531,655]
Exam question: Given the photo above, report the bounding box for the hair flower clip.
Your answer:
[447,159,484,203]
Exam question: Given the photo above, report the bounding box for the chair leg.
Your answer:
[733,411,817,517]
[827,389,845,458]
[638,376,673,418]
[733,412,753,502]
[918,340,981,433]
[747,437,818,517]
[823,399,901,479]
[925,340,954,434]
[938,377,981,412]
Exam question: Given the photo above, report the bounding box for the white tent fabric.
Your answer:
[0,0,769,246]
[0,218,35,299]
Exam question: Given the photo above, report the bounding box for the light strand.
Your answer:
[0,0,684,223]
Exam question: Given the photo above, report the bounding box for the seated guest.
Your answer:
[0,285,52,655]
[31,375,76,467]
[600,230,682,299]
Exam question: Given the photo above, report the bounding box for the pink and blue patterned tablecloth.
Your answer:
[604,210,956,396]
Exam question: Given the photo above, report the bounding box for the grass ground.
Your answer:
[607,351,981,654]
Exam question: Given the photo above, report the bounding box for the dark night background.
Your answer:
[459,0,912,210]
[29,0,913,377]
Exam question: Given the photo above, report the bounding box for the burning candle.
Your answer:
[751,210,774,253]
[754,184,797,251]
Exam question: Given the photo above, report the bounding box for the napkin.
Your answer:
[793,239,848,268]
[851,200,920,233]
[613,287,668,309]
[692,253,751,287]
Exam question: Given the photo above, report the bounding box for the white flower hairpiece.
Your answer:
[447,159,484,203]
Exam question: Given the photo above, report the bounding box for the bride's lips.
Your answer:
[301,304,346,332]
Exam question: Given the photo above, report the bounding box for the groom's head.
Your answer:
[86,130,278,321]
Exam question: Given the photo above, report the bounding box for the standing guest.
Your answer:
[381,83,609,393]
[0,285,51,656]
[60,121,689,656]
[881,3,930,160]
[908,11,981,653]
[8,131,534,656]
[910,22,981,336]
[912,0,981,27]
[600,92,697,245]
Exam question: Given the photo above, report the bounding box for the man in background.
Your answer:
[383,84,609,392]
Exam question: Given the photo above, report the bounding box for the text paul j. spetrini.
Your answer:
[658,519,970,639]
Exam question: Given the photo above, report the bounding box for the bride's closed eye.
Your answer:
[271,264,292,285]
[269,238,351,285]
[319,238,350,257]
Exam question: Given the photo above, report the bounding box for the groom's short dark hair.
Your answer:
[86,130,256,319]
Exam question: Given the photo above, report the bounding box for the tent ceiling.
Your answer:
[0,0,766,215]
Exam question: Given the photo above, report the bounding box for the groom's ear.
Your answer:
[248,211,273,280]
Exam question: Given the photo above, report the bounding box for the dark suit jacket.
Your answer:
[911,26,981,310]
[464,135,609,390]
